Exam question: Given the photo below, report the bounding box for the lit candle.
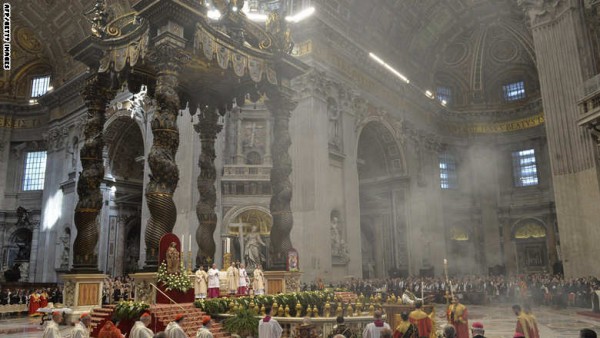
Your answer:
[226,238,231,253]
[189,234,192,252]
[181,234,185,252]
[421,281,424,301]
[444,258,447,265]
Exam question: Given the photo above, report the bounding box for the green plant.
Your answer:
[223,308,259,337]
[113,301,150,321]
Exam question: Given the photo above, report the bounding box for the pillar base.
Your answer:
[263,271,302,294]
[130,272,158,304]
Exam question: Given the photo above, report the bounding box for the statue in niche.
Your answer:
[59,229,71,269]
[166,242,180,274]
[328,98,342,150]
[244,225,266,268]
[16,206,31,226]
[330,215,349,264]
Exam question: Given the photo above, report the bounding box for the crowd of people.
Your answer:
[102,275,135,304]
[329,273,600,308]
[34,271,600,338]
[0,287,63,315]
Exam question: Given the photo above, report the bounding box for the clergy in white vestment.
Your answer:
[238,263,249,295]
[165,314,187,338]
[72,313,92,338]
[194,266,208,299]
[208,264,220,298]
[253,265,265,295]
[195,315,214,338]
[362,311,391,338]
[43,311,63,338]
[227,263,239,295]
[130,312,153,338]
[258,307,282,338]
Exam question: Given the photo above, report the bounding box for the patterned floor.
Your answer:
[0,304,598,338]
[430,304,600,338]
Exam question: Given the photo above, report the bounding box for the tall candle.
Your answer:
[444,258,447,265]
[189,234,192,252]
[421,281,424,301]
[181,234,184,252]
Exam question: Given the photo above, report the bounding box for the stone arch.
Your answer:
[221,206,272,265]
[355,118,407,178]
[511,218,549,273]
[104,114,145,182]
[222,206,273,235]
[356,118,409,278]
[511,218,547,240]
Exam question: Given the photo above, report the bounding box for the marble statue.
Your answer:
[330,216,349,263]
[59,229,71,269]
[166,242,180,274]
[328,98,342,150]
[244,225,265,268]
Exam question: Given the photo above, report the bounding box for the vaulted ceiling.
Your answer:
[337,0,539,108]
[5,0,539,110]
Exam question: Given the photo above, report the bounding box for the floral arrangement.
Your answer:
[157,260,192,292]
[114,300,150,320]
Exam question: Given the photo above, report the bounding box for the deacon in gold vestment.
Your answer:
[447,297,469,338]
[408,302,432,338]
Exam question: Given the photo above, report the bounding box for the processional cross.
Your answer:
[230,222,248,265]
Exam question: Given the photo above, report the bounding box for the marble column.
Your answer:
[195,106,222,266]
[265,118,272,164]
[520,0,600,277]
[265,90,298,268]
[236,118,244,164]
[73,73,115,272]
[28,223,40,282]
[143,42,189,269]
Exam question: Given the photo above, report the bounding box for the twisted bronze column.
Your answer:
[144,44,189,268]
[73,73,115,271]
[265,91,297,268]
[195,106,222,266]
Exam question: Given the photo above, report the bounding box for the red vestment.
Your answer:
[28,293,41,315]
[98,321,124,338]
[40,292,49,308]
[409,309,432,338]
[447,303,469,338]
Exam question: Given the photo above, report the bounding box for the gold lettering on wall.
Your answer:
[0,115,42,129]
[447,113,545,134]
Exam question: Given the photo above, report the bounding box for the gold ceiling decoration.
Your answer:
[450,226,469,241]
[514,222,546,239]
[448,112,545,134]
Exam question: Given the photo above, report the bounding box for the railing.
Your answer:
[222,165,271,181]
[149,283,185,311]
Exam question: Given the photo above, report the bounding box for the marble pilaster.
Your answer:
[521,0,600,276]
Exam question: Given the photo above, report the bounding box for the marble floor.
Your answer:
[429,304,600,338]
[0,305,598,338]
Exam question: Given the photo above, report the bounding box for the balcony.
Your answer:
[222,165,271,181]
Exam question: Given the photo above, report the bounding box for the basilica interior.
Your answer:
[1,0,600,288]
